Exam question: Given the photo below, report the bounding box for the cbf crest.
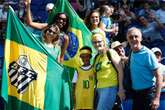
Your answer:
[8,55,37,94]
[95,62,102,72]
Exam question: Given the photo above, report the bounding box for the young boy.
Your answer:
[72,46,95,110]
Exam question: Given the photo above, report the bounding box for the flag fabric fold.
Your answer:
[49,0,93,68]
[1,6,70,110]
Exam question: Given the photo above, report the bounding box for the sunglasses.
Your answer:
[46,29,57,35]
[57,16,67,22]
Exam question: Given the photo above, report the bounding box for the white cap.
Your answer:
[111,41,122,49]
[151,47,162,55]
[46,3,54,11]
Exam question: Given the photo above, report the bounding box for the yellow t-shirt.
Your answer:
[75,65,95,109]
[94,50,118,88]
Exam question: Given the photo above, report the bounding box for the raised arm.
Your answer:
[99,22,116,33]
[25,0,48,30]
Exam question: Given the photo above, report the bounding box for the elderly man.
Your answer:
[126,27,162,110]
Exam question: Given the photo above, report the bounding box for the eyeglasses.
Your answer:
[46,29,57,35]
[92,40,102,44]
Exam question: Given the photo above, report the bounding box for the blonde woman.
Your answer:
[92,33,125,110]
[25,0,69,62]
[40,24,61,62]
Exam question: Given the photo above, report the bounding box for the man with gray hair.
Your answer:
[126,27,162,110]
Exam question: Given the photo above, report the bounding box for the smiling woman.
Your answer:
[91,32,125,110]
[39,24,61,62]
[84,9,105,39]
[25,0,69,63]
[43,24,60,45]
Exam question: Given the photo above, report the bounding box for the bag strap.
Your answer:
[93,53,99,87]
[93,53,99,67]
[106,50,118,73]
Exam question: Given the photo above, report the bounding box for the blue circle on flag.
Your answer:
[64,32,79,60]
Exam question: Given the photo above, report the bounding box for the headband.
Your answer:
[80,50,91,55]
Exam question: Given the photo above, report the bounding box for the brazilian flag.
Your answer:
[49,0,93,68]
[1,7,70,110]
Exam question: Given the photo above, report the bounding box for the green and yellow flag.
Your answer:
[49,0,93,68]
[1,7,70,110]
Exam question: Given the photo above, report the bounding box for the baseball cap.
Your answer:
[111,41,122,49]
[151,47,162,55]
[46,3,54,11]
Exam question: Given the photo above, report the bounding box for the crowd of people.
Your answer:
[1,0,165,110]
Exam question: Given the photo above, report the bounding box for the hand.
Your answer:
[121,56,128,61]
[24,0,31,6]
[151,97,160,110]
[117,89,126,101]
[59,57,64,63]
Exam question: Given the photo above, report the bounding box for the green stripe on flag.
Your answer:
[7,96,40,110]
[1,6,71,110]
[49,0,92,46]
[48,0,94,68]
[44,57,70,110]
[6,7,49,56]
[1,61,8,102]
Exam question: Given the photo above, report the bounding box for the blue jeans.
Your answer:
[122,99,133,110]
[96,87,117,110]
[158,92,165,110]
